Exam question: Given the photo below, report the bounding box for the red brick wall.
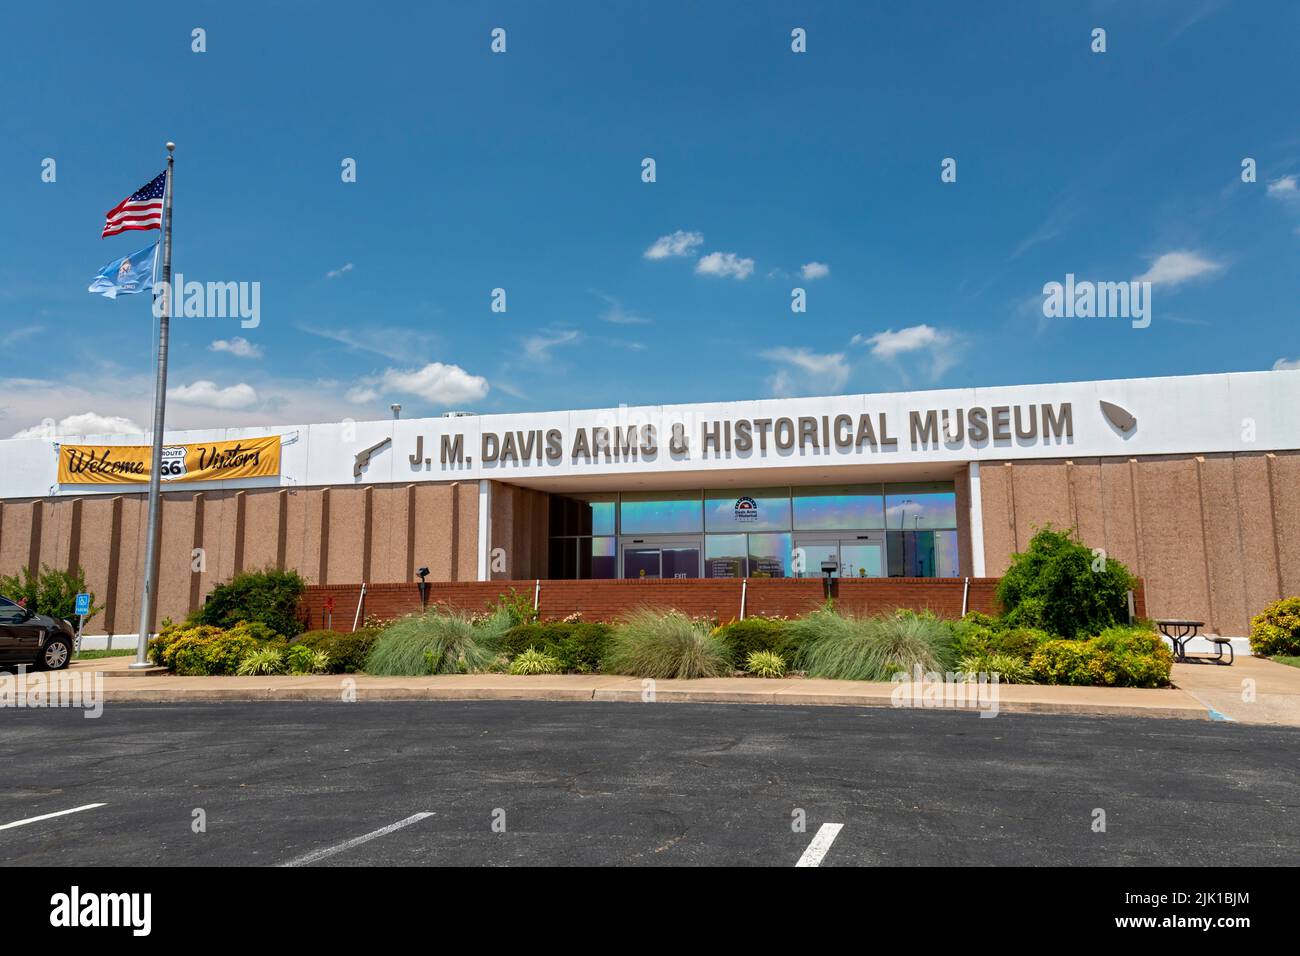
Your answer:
[299,577,1028,630]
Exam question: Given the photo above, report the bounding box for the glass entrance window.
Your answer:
[748,532,792,578]
[620,490,703,534]
[705,534,747,578]
[705,488,791,532]
[841,542,884,578]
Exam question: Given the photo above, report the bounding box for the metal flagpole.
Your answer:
[131,142,175,668]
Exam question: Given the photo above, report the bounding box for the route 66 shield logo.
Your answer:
[160,446,188,481]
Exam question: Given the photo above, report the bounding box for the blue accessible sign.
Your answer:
[75,592,91,616]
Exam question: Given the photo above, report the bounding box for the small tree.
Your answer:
[996,527,1135,639]
[0,564,102,623]
[191,568,306,638]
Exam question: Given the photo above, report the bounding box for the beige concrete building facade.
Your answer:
[2,370,1297,637]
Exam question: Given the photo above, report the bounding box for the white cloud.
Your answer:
[327,262,354,279]
[761,347,850,397]
[1135,250,1223,288]
[644,230,703,260]
[11,412,144,440]
[800,261,830,280]
[298,324,437,362]
[169,380,260,410]
[350,362,489,407]
[1267,175,1298,198]
[209,336,262,358]
[1274,357,1300,371]
[591,290,651,325]
[696,251,755,280]
[852,324,963,379]
[1,325,44,347]
[522,329,581,362]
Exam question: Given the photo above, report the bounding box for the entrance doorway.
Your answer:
[620,536,702,579]
[794,533,885,578]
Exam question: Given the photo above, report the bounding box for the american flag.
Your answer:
[101,171,166,238]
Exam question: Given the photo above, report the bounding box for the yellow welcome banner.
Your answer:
[58,436,281,485]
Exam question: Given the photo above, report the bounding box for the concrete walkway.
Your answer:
[0,654,1220,721]
[1170,655,1300,725]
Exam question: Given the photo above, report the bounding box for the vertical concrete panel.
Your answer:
[1196,455,1249,634]
[954,467,974,577]
[1008,460,1073,545]
[413,483,455,580]
[203,492,240,588]
[156,493,196,628]
[457,482,479,581]
[0,502,36,577]
[1133,457,1210,625]
[40,498,74,574]
[325,486,366,584]
[489,481,514,581]
[1097,458,1141,578]
[1232,454,1281,627]
[977,461,1016,575]
[241,489,282,571]
[285,489,320,585]
[1067,459,1107,552]
[76,497,116,635]
[1268,452,1300,597]
[114,496,146,637]
[368,485,407,584]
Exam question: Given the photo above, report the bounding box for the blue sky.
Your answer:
[2,0,1299,437]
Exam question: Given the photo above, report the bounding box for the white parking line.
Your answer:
[795,823,844,867]
[279,812,435,867]
[0,803,107,831]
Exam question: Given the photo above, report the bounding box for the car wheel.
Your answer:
[38,636,72,671]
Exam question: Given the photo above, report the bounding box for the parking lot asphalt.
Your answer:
[2,701,1297,867]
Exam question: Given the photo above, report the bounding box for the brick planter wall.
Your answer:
[300,577,1147,631]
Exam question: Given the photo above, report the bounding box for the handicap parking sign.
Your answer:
[75,592,90,616]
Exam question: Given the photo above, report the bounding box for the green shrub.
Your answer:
[0,564,102,623]
[508,648,562,675]
[285,643,330,674]
[996,527,1136,638]
[148,620,281,675]
[745,650,786,678]
[1030,625,1172,687]
[601,608,732,679]
[237,647,287,675]
[191,568,307,638]
[956,652,1034,684]
[1249,597,1300,657]
[714,617,796,664]
[791,606,955,681]
[501,621,612,673]
[366,610,509,675]
[954,624,1051,661]
[290,628,380,673]
[486,588,539,627]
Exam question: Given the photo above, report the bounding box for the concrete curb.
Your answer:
[77,679,1209,720]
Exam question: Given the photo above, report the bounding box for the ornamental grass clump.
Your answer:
[791,606,955,681]
[601,608,733,679]
[744,649,787,679]
[365,609,509,676]
[508,648,562,675]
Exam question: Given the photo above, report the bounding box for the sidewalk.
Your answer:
[1170,655,1300,725]
[18,655,1216,720]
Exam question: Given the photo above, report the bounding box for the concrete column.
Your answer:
[477,479,492,581]
[968,462,986,576]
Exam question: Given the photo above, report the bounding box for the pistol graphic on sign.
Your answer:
[353,437,392,477]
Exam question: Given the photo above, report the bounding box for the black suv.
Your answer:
[0,596,75,670]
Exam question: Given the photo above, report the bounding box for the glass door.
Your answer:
[620,537,703,578]
[792,533,886,578]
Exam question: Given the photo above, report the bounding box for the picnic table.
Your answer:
[1154,619,1234,665]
